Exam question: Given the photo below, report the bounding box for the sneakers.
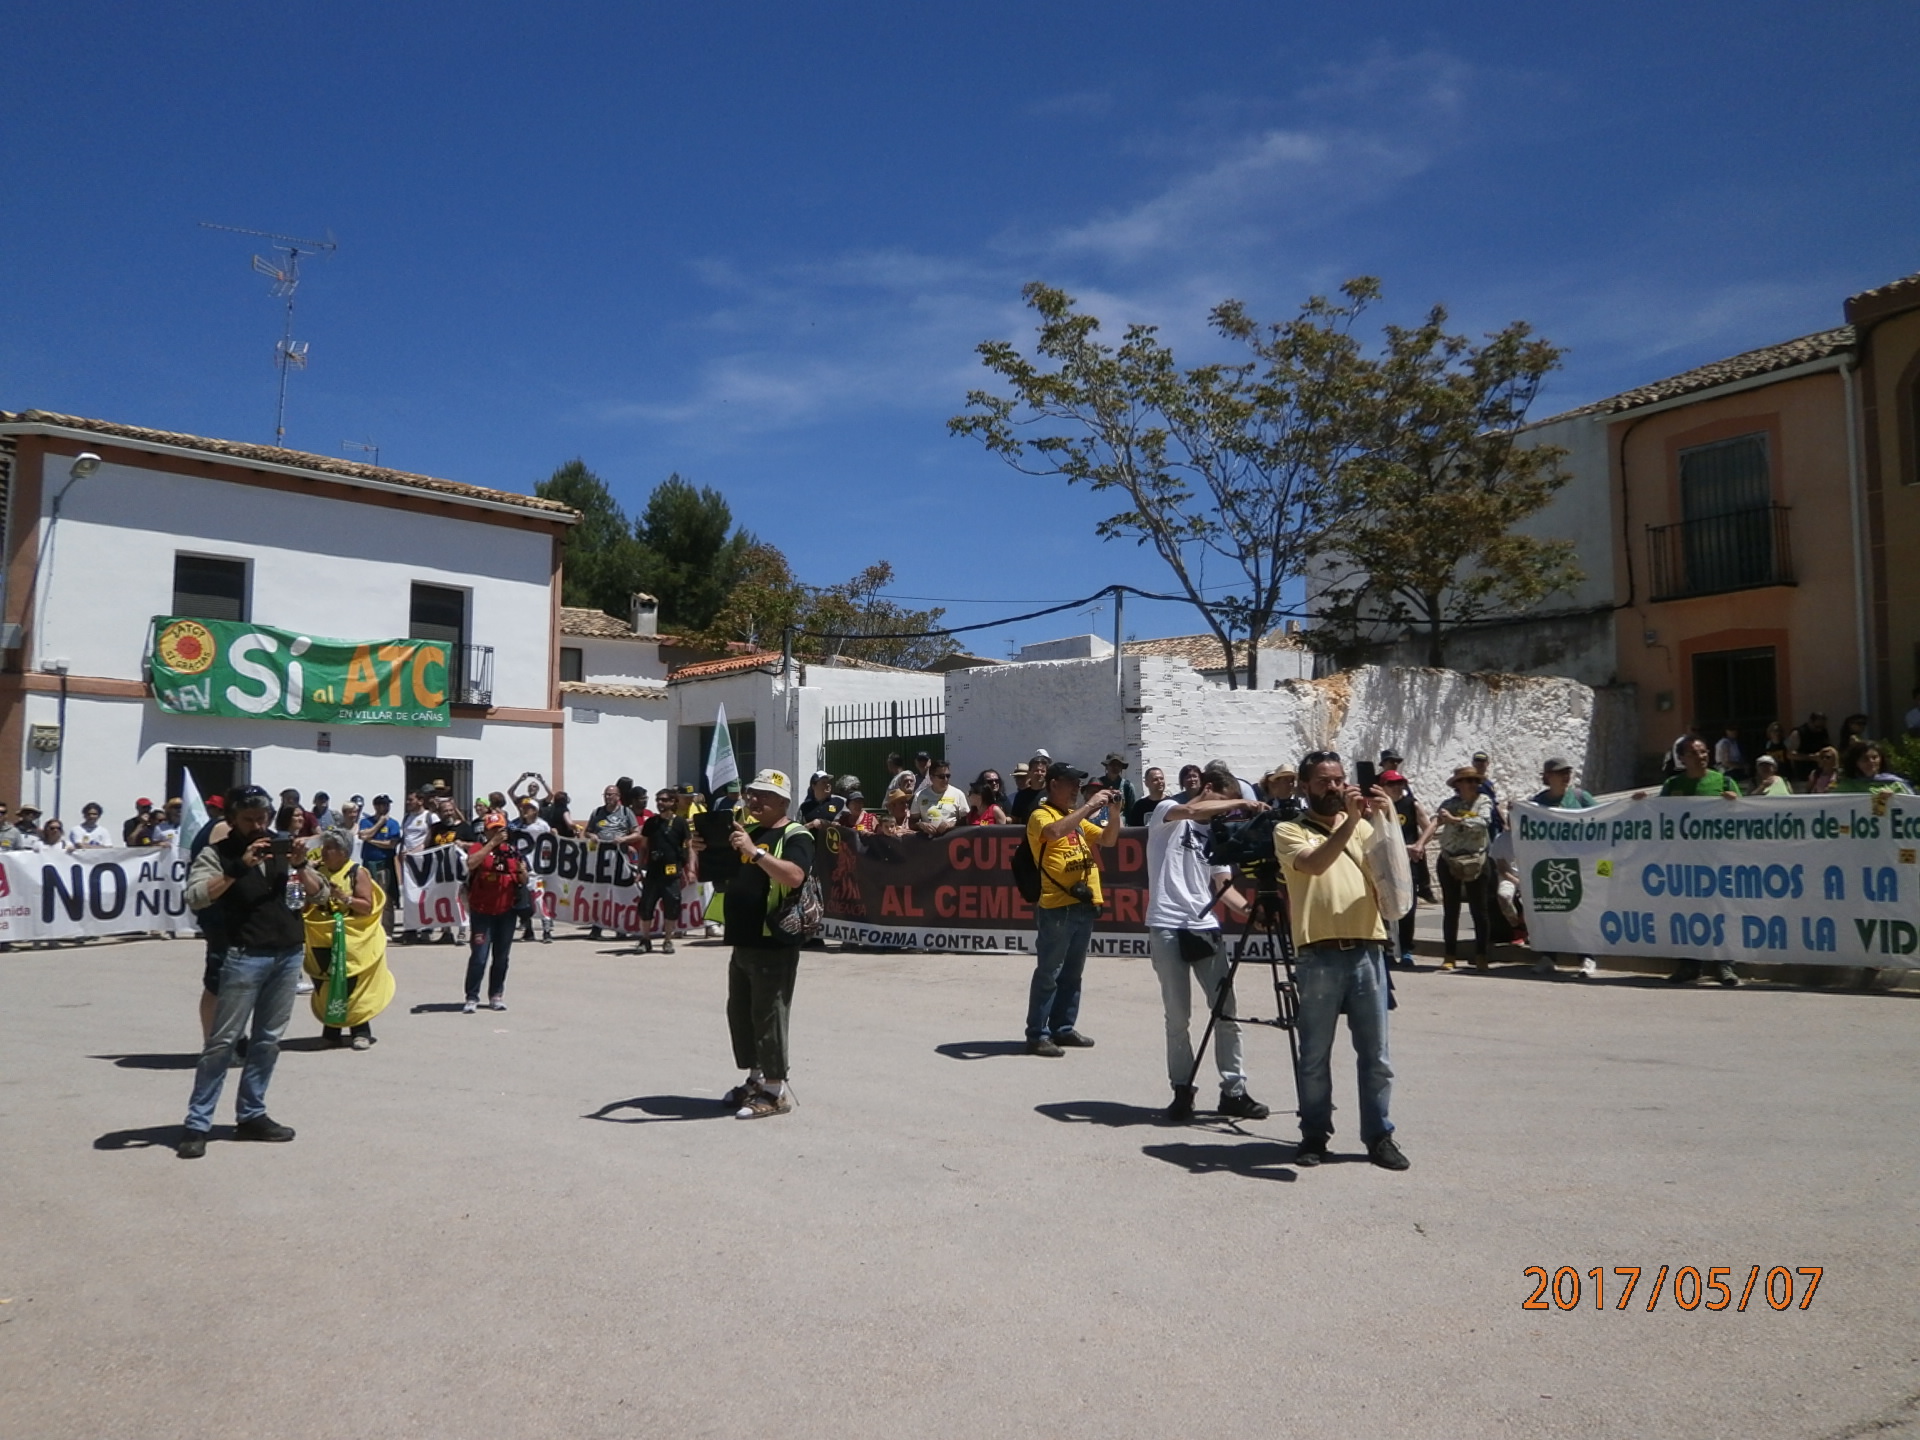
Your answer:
[1025,1036,1064,1057]
[635,937,653,954]
[1164,1085,1197,1122]
[721,1080,759,1110]
[1369,1134,1410,1171]
[1578,957,1598,979]
[1052,1029,1095,1048]
[1398,951,1418,969]
[462,998,478,1014]
[1713,962,1740,988]
[176,1128,209,1159]
[1294,1135,1329,1167]
[1217,1089,1270,1121]
[350,1033,373,1051]
[295,976,315,995]
[540,932,553,945]
[1440,957,1458,972]
[1666,961,1702,985]
[736,1085,795,1119]
[489,996,506,1011]
[234,1114,295,1143]
[661,939,676,955]
[1472,955,1490,971]
[1533,956,1556,975]
[588,927,603,941]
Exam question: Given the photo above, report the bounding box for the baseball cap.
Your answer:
[1379,769,1407,784]
[745,768,793,800]
[135,797,153,809]
[1472,750,1490,763]
[1543,758,1573,774]
[1755,754,1779,769]
[483,811,507,831]
[1045,761,1088,784]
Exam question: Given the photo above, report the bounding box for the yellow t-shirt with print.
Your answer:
[1027,803,1104,909]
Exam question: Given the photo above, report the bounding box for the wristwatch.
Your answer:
[753,848,771,863]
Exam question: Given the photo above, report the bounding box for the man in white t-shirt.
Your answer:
[1146,762,1268,1122]
[909,760,968,836]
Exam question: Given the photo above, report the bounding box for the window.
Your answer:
[165,747,251,808]
[1677,435,1774,593]
[173,555,249,621]
[692,721,756,793]
[559,646,584,682]
[1691,647,1777,767]
[404,756,472,811]
[409,583,466,649]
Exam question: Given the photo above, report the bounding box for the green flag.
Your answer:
[148,616,451,727]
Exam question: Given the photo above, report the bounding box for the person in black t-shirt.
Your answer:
[798,771,847,829]
[1125,766,1169,826]
[689,768,814,1119]
[634,791,690,954]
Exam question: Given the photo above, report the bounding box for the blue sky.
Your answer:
[5,2,1917,652]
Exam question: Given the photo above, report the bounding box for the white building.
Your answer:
[0,411,585,816]
[556,597,671,799]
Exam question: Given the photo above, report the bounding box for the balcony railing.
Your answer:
[448,643,494,707]
[1647,505,1794,602]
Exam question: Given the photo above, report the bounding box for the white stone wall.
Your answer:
[561,694,670,795]
[947,655,1628,799]
[573,635,668,685]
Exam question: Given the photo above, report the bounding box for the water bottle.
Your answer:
[284,877,306,910]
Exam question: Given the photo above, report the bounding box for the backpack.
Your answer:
[1012,830,1044,904]
[766,824,825,941]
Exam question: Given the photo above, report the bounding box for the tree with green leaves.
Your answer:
[801,561,957,670]
[950,281,1376,689]
[633,474,755,633]
[536,459,646,615]
[1310,307,1579,668]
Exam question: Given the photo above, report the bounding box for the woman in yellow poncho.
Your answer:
[302,828,396,1050]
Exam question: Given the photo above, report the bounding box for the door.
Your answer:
[404,756,472,810]
[1690,647,1777,772]
[165,747,250,808]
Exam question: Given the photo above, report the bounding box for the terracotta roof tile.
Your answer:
[1122,631,1304,668]
[559,680,669,701]
[1532,327,1856,426]
[0,410,578,519]
[668,652,782,681]
[559,607,657,639]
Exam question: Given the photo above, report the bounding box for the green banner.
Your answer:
[148,616,451,727]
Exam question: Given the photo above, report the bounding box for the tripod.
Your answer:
[1182,887,1302,1110]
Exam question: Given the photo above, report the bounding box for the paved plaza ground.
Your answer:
[2,931,1917,1439]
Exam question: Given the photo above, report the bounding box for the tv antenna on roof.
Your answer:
[343,437,380,467]
[199,221,338,447]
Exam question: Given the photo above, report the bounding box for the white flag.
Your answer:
[178,769,209,852]
[707,704,739,790]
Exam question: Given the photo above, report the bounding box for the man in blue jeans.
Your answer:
[177,787,321,1159]
[1272,752,1408,1171]
[1023,761,1123,1056]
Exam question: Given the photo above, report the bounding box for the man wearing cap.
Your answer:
[1100,753,1139,819]
[1023,761,1122,1057]
[1273,751,1408,1171]
[123,798,155,845]
[634,788,689,954]
[1147,762,1269,1121]
[690,769,814,1118]
[178,787,326,1157]
[799,772,846,830]
[1528,761,1599,978]
[1749,754,1791,796]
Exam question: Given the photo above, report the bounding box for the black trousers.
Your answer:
[1439,864,1490,957]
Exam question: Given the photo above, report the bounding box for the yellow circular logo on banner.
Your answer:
[157,620,217,675]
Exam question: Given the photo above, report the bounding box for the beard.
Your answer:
[1308,787,1346,817]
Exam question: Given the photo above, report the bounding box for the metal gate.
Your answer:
[821,698,944,795]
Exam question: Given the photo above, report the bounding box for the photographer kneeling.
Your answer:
[1148,763,1269,1122]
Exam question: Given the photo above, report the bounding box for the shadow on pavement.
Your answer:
[1140,1139,1299,1182]
[90,1052,198,1070]
[93,1124,188,1151]
[1034,1099,1165,1128]
[934,1040,1030,1060]
[409,1002,471,1014]
[583,1095,729,1124]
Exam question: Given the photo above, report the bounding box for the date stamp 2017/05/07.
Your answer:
[1523,1266,1822,1312]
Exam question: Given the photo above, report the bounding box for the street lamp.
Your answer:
[38,452,103,822]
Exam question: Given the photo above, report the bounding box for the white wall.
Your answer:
[574,635,668,685]
[946,654,1624,800]
[561,695,670,795]
[946,657,1126,781]
[33,456,556,708]
[19,689,556,822]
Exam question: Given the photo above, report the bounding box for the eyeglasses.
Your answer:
[931,771,951,780]
[1301,750,1341,767]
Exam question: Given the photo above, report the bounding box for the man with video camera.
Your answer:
[1147,763,1270,1122]
[1022,761,1122,1057]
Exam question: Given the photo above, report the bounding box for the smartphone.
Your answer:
[267,837,294,859]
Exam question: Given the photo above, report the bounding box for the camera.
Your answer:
[1068,880,1095,903]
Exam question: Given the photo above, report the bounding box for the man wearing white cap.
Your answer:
[690,768,814,1119]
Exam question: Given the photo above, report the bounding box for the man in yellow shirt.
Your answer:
[1272,750,1408,1171]
[1024,761,1122,1057]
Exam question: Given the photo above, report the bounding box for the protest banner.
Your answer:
[1512,793,1919,968]
[148,615,450,727]
[0,846,196,943]
[399,833,707,937]
[812,823,1273,956]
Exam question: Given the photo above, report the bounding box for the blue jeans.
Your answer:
[466,910,517,1001]
[1293,941,1395,1146]
[1026,902,1096,1039]
[184,946,303,1132]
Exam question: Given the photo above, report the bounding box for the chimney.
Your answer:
[1285,619,1299,636]
[629,592,658,636]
